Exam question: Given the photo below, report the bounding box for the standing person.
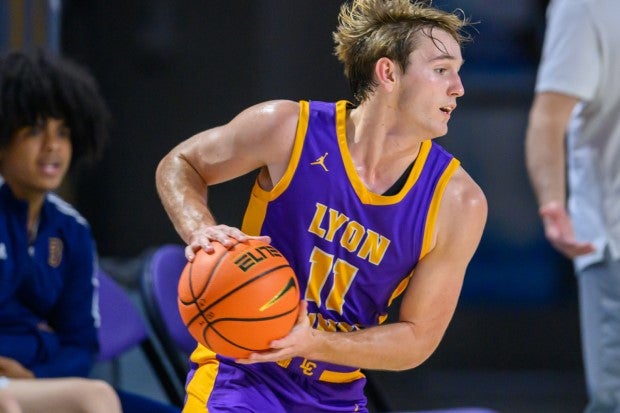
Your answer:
[0,376,122,413]
[156,0,487,411]
[524,0,620,411]
[0,50,179,413]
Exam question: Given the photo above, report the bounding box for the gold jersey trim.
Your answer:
[275,357,365,383]
[378,158,460,323]
[184,345,219,412]
[241,101,310,235]
[318,368,365,383]
[420,158,460,259]
[189,344,364,388]
[335,100,433,205]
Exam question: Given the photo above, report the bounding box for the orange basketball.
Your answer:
[177,239,300,359]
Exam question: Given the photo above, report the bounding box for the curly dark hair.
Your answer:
[0,49,110,167]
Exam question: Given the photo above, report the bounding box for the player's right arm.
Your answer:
[155,100,300,260]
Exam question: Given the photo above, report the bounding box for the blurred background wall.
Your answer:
[2,1,586,411]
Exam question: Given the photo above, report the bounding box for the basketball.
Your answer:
[177,239,300,359]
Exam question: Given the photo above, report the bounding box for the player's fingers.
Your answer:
[297,301,308,323]
[219,226,247,244]
[210,226,271,246]
[270,320,308,350]
[268,334,293,349]
[184,244,198,262]
[190,225,241,252]
[236,348,289,364]
[248,235,272,244]
[189,225,268,251]
[185,236,215,261]
[199,225,247,246]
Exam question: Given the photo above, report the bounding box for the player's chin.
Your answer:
[429,128,449,139]
[426,122,449,139]
[437,122,450,135]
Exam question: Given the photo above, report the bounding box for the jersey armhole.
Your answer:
[241,101,309,235]
[419,158,461,260]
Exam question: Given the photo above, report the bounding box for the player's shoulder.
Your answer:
[235,100,301,147]
[244,100,300,120]
[443,166,487,220]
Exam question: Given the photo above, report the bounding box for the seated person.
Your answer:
[0,376,121,413]
[0,50,179,413]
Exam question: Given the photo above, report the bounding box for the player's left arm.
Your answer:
[242,167,487,370]
[385,166,487,369]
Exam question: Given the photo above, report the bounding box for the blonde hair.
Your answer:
[333,0,471,102]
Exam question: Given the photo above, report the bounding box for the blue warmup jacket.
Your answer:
[0,178,99,377]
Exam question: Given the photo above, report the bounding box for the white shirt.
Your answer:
[536,0,620,270]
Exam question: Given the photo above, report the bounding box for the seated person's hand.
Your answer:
[0,356,35,379]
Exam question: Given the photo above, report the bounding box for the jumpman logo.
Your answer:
[311,152,329,172]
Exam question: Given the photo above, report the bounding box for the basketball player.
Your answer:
[156,0,487,411]
[0,50,179,413]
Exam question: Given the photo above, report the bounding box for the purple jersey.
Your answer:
[184,100,460,412]
[244,100,459,327]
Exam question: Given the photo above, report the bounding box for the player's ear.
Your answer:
[374,57,397,92]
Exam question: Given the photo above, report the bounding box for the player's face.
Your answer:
[0,118,72,201]
[396,28,464,139]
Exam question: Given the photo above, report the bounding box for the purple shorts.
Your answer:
[184,357,368,412]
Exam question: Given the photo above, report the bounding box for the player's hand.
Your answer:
[539,202,595,258]
[236,301,316,364]
[185,224,271,261]
[0,356,35,379]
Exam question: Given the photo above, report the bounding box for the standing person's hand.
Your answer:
[539,201,595,258]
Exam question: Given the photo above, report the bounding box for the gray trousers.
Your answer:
[578,248,620,413]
